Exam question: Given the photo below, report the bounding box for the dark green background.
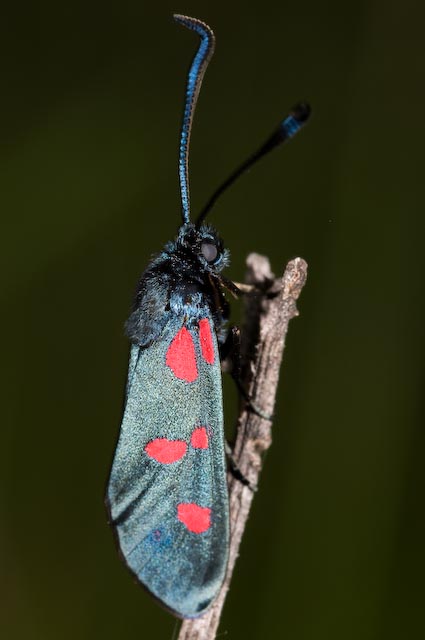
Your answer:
[2,1,424,638]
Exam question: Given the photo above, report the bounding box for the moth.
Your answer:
[106,14,310,619]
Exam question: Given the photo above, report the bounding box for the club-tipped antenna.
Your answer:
[174,14,215,224]
[196,102,311,226]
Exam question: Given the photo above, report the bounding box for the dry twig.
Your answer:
[178,253,308,640]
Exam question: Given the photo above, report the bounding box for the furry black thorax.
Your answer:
[125,223,231,347]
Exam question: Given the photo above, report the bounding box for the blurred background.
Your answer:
[2,1,424,638]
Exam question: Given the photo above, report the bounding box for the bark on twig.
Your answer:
[178,253,308,640]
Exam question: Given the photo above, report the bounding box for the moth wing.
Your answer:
[106,315,229,618]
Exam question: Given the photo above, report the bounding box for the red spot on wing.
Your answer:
[191,426,209,449]
[145,438,187,464]
[177,503,211,534]
[166,327,198,382]
[199,318,215,365]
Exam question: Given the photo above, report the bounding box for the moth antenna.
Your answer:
[196,102,311,226]
[174,14,215,224]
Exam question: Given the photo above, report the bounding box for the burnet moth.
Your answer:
[106,14,310,619]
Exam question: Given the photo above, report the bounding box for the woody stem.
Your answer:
[177,252,308,640]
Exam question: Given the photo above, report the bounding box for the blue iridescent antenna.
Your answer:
[196,102,311,225]
[174,15,215,224]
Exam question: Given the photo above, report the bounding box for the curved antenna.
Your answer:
[196,102,311,226]
[174,15,215,224]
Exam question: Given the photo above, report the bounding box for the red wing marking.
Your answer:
[177,503,211,534]
[191,426,209,449]
[166,327,198,382]
[145,438,187,464]
[199,318,215,365]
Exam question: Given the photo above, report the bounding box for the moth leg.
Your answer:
[239,387,275,421]
[231,282,255,293]
[224,441,257,492]
[219,325,241,376]
[221,326,274,422]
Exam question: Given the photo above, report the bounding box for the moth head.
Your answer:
[176,223,229,272]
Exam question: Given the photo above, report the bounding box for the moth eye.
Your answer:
[201,242,218,263]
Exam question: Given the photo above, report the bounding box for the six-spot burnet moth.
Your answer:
[106,14,310,619]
